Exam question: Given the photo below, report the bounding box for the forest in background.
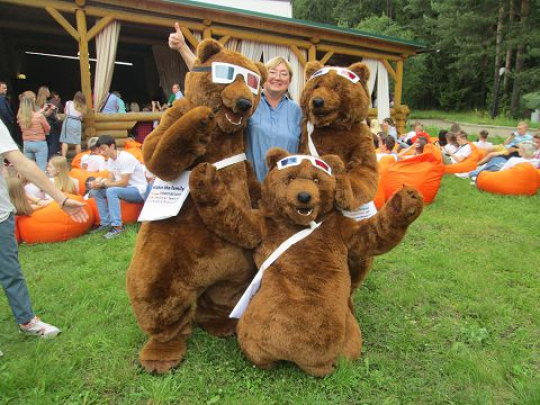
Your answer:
[293,0,540,117]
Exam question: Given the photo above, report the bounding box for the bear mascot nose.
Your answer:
[312,98,324,108]
[236,98,252,112]
[297,192,312,203]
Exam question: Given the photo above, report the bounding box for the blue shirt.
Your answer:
[506,132,533,148]
[101,93,119,113]
[246,93,302,181]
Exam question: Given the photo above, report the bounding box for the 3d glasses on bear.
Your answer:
[192,62,261,95]
[276,155,332,177]
[308,67,360,84]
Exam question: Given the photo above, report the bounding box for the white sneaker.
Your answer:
[19,316,61,339]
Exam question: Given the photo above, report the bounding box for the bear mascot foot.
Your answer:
[139,336,187,374]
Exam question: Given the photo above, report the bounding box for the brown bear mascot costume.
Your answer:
[299,61,380,292]
[189,148,423,376]
[126,39,267,374]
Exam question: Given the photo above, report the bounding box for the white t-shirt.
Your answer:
[443,144,457,156]
[107,151,147,196]
[501,157,540,171]
[81,153,107,172]
[0,121,17,222]
[451,144,472,163]
[474,140,493,149]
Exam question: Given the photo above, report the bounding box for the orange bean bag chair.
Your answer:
[381,153,445,204]
[70,168,109,196]
[124,140,144,163]
[476,163,539,196]
[86,197,144,226]
[17,194,94,244]
[444,143,480,174]
[14,216,22,244]
[70,151,91,170]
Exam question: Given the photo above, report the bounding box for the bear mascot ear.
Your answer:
[320,154,345,176]
[305,61,324,82]
[266,147,290,172]
[348,62,370,84]
[255,61,268,89]
[197,39,224,64]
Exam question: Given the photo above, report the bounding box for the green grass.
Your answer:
[410,110,540,129]
[1,177,539,404]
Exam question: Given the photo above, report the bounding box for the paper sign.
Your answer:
[340,200,377,222]
[138,171,191,222]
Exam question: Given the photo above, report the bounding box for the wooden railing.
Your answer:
[81,105,410,147]
[83,111,164,147]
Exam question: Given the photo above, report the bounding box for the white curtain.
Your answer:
[93,20,121,111]
[224,38,240,52]
[362,58,378,105]
[288,48,306,103]
[240,40,264,64]
[376,62,390,122]
[152,45,189,97]
[262,44,289,62]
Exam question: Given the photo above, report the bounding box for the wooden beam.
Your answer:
[45,7,80,41]
[75,9,92,109]
[211,26,311,48]
[320,51,334,65]
[95,112,163,122]
[203,28,212,40]
[219,35,231,46]
[394,59,404,107]
[308,45,316,62]
[180,27,199,49]
[87,15,115,42]
[289,45,307,67]
[381,59,397,81]
[317,43,401,62]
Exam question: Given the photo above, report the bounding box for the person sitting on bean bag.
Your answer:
[81,137,107,172]
[397,137,427,160]
[446,131,472,164]
[469,141,539,184]
[87,135,147,239]
[47,156,79,195]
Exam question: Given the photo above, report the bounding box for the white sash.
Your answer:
[306,121,377,222]
[138,153,246,222]
[229,220,322,319]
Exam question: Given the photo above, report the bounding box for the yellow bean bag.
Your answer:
[476,163,539,196]
[17,194,94,244]
[444,143,480,174]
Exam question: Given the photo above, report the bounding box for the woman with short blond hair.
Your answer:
[60,91,86,157]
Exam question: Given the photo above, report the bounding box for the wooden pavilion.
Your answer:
[0,0,425,144]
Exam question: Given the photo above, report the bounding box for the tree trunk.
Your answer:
[503,0,514,95]
[493,0,505,86]
[510,0,530,117]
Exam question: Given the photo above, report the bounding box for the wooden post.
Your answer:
[289,45,307,67]
[394,59,404,107]
[308,45,316,62]
[76,8,93,122]
[320,51,333,65]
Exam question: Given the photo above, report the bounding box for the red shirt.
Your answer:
[411,132,431,144]
[18,112,50,142]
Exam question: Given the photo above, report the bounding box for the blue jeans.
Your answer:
[90,186,144,227]
[0,214,35,324]
[24,140,48,171]
[470,156,507,179]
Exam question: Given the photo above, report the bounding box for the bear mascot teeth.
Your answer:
[189,148,423,377]
[300,61,381,293]
[126,39,267,374]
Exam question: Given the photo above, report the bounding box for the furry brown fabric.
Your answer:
[190,148,423,376]
[126,39,267,374]
[300,61,380,291]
